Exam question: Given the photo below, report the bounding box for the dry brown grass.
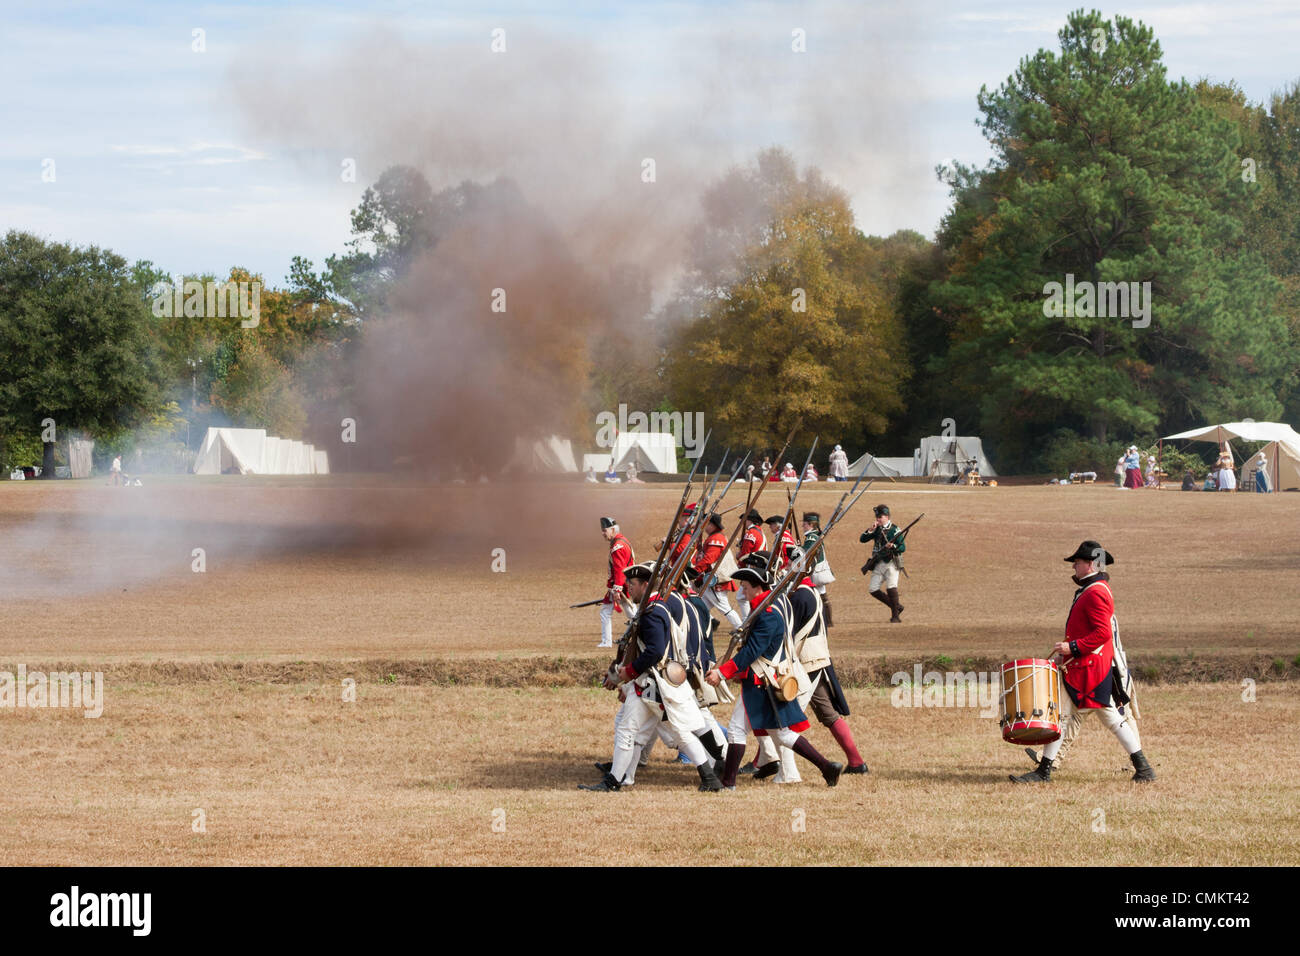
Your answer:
[1,476,1297,865]
[1,680,1295,866]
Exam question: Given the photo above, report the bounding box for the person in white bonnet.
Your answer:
[828,444,849,481]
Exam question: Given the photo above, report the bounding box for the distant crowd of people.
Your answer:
[1115,442,1272,493]
[588,445,857,486]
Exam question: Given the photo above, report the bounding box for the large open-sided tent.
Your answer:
[914,436,997,479]
[192,427,329,475]
[608,432,679,474]
[1162,421,1300,491]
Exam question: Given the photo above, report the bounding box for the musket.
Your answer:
[720,486,866,663]
[704,425,797,592]
[769,438,819,569]
[569,599,605,609]
[862,512,925,576]
[611,429,710,677]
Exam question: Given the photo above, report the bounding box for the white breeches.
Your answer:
[1042,691,1141,759]
[701,587,743,628]
[599,600,636,645]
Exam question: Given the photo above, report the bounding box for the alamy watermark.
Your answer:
[594,404,706,458]
[1042,273,1150,329]
[151,279,262,328]
[0,666,103,717]
[890,664,999,718]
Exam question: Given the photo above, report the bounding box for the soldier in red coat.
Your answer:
[1011,541,1155,783]
[693,512,743,628]
[764,515,797,570]
[598,517,636,649]
[736,509,767,618]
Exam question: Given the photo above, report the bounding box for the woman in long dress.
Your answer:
[1123,445,1143,489]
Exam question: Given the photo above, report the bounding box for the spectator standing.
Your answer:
[1123,446,1143,489]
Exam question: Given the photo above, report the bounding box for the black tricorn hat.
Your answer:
[706,512,723,530]
[802,511,820,523]
[599,517,617,529]
[731,566,770,588]
[1064,540,1115,566]
[740,550,771,571]
[764,514,784,525]
[745,509,763,524]
[873,503,890,517]
[625,562,656,582]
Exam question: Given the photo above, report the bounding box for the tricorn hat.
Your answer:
[706,512,723,530]
[625,562,656,582]
[873,503,890,517]
[802,511,820,523]
[765,514,784,525]
[731,565,770,588]
[740,550,771,571]
[1064,540,1115,566]
[745,509,763,524]
[599,517,617,529]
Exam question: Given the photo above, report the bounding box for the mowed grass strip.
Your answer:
[3,681,1295,866]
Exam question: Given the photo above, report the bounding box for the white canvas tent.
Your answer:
[915,436,997,479]
[606,432,678,474]
[67,439,95,479]
[192,427,328,475]
[512,435,579,474]
[1162,421,1300,491]
[846,452,909,479]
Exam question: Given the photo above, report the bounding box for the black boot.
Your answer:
[697,762,724,792]
[1130,750,1156,782]
[869,589,892,616]
[1009,756,1053,784]
[593,761,612,774]
[696,731,725,763]
[578,772,622,792]
[720,743,746,789]
[753,760,779,780]
[887,588,904,623]
[791,736,843,787]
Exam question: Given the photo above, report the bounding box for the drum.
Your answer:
[999,658,1062,744]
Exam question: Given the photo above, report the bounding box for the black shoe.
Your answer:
[843,763,869,775]
[753,761,779,780]
[1130,750,1156,782]
[822,761,844,787]
[578,772,622,792]
[738,761,758,775]
[697,763,724,792]
[594,761,612,774]
[1009,757,1053,784]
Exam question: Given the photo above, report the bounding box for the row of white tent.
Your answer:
[519,432,1001,479]
[849,436,998,479]
[193,427,329,475]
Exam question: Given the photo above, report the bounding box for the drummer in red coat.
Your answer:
[598,517,636,649]
[1011,541,1155,784]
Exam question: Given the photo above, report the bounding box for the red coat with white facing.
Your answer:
[604,533,634,611]
[738,525,765,558]
[1062,575,1116,709]
[693,530,734,591]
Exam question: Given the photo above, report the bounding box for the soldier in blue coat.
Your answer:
[706,566,843,789]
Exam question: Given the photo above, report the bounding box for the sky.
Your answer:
[2,0,1296,286]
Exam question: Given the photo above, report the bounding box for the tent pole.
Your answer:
[1157,438,1162,488]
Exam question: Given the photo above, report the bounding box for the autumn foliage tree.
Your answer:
[664,148,907,453]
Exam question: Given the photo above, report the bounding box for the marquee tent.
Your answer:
[915,436,997,479]
[845,452,908,479]
[606,432,679,474]
[192,427,328,475]
[1162,421,1300,491]
[512,436,580,473]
